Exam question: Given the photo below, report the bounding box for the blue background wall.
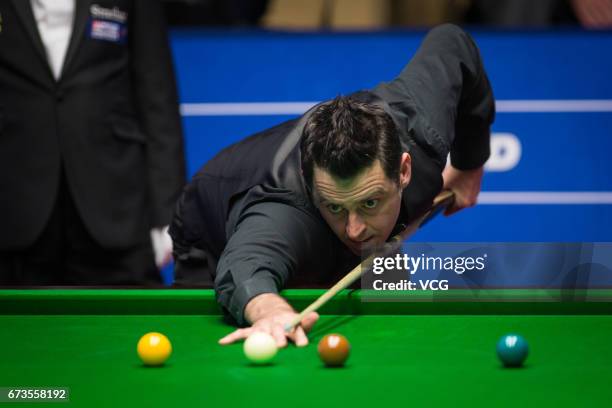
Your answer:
[168,28,612,247]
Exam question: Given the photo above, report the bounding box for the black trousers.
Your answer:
[0,171,159,286]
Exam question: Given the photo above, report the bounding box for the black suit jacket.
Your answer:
[170,25,495,324]
[0,0,186,249]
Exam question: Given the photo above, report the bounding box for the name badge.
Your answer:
[88,5,128,43]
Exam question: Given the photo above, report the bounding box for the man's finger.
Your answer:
[292,326,309,347]
[218,328,250,345]
[300,312,319,332]
[444,204,461,216]
[444,195,469,216]
[272,325,288,348]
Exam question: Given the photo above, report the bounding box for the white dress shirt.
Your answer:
[30,0,75,79]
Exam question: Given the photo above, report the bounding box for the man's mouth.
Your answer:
[347,236,374,250]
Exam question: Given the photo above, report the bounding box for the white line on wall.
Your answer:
[496,100,612,112]
[478,192,612,204]
[180,100,612,116]
[180,102,317,116]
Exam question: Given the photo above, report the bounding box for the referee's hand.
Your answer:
[218,293,319,348]
[150,225,173,268]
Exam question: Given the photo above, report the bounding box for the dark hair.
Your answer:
[300,96,402,189]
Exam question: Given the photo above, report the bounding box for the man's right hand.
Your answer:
[218,293,319,348]
[442,165,484,215]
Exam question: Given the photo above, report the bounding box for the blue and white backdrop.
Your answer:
[169,28,612,245]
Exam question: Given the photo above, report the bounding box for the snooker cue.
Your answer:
[284,190,456,332]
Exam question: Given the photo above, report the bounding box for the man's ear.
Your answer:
[399,152,411,189]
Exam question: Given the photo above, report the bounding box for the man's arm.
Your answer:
[374,24,495,211]
[215,201,331,325]
[171,193,331,346]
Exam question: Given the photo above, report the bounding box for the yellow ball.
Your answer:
[137,332,172,366]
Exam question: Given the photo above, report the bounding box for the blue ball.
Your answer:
[496,334,528,367]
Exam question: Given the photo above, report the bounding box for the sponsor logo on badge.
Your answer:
[88,5,128,43]
[91,20,122,42]
[90,4,127,23]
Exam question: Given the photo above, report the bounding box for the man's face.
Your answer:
[312,153,411,255]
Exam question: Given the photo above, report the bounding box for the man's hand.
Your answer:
[218,293,319,348]
[442,165,484,215]
[150,226,173,269]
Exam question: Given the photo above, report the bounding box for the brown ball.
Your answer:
[317,334,350,367]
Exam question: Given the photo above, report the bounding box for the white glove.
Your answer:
[150,225,173,269]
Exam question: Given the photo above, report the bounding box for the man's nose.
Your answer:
[346,212,367,241]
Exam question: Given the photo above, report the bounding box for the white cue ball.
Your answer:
[243,332,278,364]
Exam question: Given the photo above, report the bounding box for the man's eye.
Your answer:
[327,204,343,214]
[363,199,379,209]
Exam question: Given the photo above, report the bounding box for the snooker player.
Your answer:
[169,24,495,347]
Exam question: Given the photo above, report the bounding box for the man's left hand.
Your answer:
[442,165,484,215]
